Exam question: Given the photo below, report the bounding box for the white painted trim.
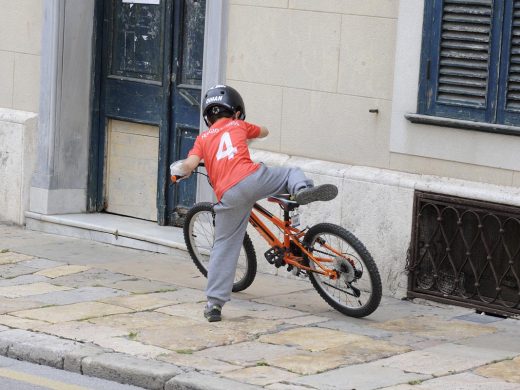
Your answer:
[197,0,229,203]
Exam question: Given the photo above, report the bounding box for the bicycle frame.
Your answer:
[249,202,339,279]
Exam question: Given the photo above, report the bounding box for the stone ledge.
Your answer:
[0,108,37,125]
[251,149,520,208]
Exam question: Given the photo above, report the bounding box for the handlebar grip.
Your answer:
[171,175,184,183]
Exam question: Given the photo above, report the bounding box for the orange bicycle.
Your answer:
[177,166,382,318]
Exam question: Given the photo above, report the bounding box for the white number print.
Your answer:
[216,132,238,161]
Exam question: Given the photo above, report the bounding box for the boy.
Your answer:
[171,85,337,322]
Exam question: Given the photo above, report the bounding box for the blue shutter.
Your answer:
[419,0,503,123]
[497,0,520,125]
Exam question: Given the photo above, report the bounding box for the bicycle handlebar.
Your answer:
[170,162,206,184]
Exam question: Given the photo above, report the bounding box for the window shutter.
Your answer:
[505,2,520,110]
[419,0,501,122]
[437,0,492,107]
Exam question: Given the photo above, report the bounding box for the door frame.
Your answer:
[88,0,229,223]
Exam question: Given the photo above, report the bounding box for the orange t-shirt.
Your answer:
[188,118,261,201]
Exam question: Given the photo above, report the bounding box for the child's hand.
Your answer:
[170,160,189,177]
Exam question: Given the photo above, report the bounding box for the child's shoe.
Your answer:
[294,184,338,205]
[204,303,222,322]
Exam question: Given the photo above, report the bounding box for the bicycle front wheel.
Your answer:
[304,223,382,317]
[183,202,257,292]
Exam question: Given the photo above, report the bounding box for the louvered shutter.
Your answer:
[497,0,520,125]
[437,0,492,106]
[419,0,502,123]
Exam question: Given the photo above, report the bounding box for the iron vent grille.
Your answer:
[408,191,520,317]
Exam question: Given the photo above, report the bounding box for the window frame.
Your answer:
[417,0,520,132]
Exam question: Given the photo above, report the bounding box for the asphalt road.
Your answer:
[0,355,144,390]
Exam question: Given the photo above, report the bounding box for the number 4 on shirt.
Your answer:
[216,132,238,161]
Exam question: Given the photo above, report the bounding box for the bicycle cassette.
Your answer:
[334,257,356,283]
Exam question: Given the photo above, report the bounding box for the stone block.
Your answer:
[227,6,341,92]
[338,15,397,99]
[281,89,392,169]
[165,371,261,390]
[221,366,300,386]
[0,282,71,298]
[82,352,182,390]
[35,265,89,278]
[0,0,42,54]
[0,51,14,108]
[0,109,38,225]
[13,53,40,112]
[289,0,399,18]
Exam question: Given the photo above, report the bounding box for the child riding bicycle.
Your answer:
[171,85,338,322]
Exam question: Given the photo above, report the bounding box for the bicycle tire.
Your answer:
[303,223,382,317]
[183,202,257,292]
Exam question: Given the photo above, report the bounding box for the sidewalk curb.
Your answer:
[0,328,258,389]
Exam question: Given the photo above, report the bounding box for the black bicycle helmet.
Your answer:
[202,85,246,126]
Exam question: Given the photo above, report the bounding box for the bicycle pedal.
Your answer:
[264,247,284,267]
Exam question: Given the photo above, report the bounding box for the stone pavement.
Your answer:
[0,223,519,390]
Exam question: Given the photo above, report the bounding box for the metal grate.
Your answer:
[408,191,520,317]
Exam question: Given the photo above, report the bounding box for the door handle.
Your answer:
[179,89,200,107]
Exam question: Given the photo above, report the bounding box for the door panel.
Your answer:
[168,0,206,224]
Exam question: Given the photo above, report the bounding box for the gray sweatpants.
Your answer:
[206,164,312,306]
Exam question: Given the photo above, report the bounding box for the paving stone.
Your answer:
[0,263,38,279]
[221,366,300,386]
[378,343,516,376]
[214,316,285,336]
[475,356,520,384]
[11,301,133,323]
[31,286,129,306]
[82,352,182,390]
[195,341,301,367]
[0,282,72,298]
[265,384,315,390]
[156,303,211,322]
[0,274,50,287]
[0,296,45,314]
[283,315,330,326]
[90,336,172,359]
[35,265,90,278]
[100,293,178,311]
[381,373,520,390]
[50,268,133,288]
[99,278,178,294]
[224,299,310,320]
[455,331,520,353]
[0,252,34,265]
[267,350,349,375]
[19,258,65,270]
[294,363,430,390]
[33,321,129,341]
[0,315,50,330]
[137,323,250,351]
[158,352,242,373]
[317,319,394,339]
[453,312,507,324]
[165,371,261,390]
[253,288,334,314]
[370,315,497,341]
[259,327,379,352]
[87,311,199,332]
[146,288,206,304]
[267,336,409,375]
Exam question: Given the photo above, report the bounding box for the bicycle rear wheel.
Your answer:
[183,202,257,292]
[304,223,382,317]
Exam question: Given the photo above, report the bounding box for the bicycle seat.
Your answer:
[267,194,299,211]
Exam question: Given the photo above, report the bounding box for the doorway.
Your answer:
[89,0,206,226]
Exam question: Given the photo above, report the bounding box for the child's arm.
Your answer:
[181,155,201,176]
[258,126,269,138]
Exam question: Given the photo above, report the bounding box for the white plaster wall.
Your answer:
[0,109,38,224]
